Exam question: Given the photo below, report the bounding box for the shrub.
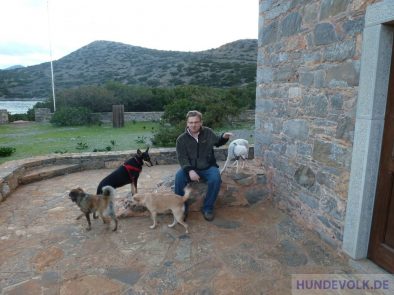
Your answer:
[75,137,89,150]
[151,122,183,147]
[7,108,35,122]
[0,146,16,157]
[135,135,150,145]
[92,146,112,152]
[26,108,36,121]
[7,112,29,122]
[55,86,116,112]
[54,149,68,154]
[92,140,117,152]
[50,107,98,126]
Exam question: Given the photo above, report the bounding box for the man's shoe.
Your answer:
[202,210,214,221]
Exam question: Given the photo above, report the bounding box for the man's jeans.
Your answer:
[174,166,221,213]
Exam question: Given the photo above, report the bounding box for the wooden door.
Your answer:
[368,42,394,273]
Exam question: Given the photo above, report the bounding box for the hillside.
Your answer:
[0,39,257,98]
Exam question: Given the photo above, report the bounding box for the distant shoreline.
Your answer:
[0,100,44,114]
[0,98,46,101]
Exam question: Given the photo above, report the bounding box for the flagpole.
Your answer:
[47,0,56,112]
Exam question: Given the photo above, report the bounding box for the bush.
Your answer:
[26,107,36,121]
[7,112,29,122]
[0,146,16,157]
[152,84,253,145]
[151,122,183,147]
[7,107,36,122]
[55,86,116,112]
[50,107,98,126]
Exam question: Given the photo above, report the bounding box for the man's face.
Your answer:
[187,115,202,134]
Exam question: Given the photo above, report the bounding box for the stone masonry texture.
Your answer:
[256,0,381,248]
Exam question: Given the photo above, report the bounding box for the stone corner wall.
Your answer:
[255,0,378,248]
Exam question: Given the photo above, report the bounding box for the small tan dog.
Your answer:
[131,186,192,233]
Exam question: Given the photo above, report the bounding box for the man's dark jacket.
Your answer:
[176,126,229,174]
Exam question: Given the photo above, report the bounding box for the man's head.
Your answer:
[186,110,202,134]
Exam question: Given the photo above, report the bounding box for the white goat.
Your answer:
[220,139,249,174]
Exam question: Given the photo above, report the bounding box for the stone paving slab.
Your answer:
[0,164,389,294]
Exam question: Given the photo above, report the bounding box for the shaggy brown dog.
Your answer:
[69,185,118,231]
[131,186,192,234]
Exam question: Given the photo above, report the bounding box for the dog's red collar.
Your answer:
[123,164,142,173]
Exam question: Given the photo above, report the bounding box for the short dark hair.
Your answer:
[186,110,202,121]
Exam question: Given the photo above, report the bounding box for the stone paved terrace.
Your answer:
[0,162,392,294]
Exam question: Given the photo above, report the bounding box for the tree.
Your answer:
[56,86,117,112]
[152,84,253,146]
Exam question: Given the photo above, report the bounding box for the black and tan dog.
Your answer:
[96,148,153,195]
[69,185,118,231]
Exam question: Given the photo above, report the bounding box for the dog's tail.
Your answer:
[102,185,118,231]
[181,186,192,203]
[102,185,115,199]
[102,185,116,211]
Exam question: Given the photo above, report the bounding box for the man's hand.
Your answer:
[189,170,200,182]
[223,132,233,139]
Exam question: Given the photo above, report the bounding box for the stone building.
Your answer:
[256,0,394,272]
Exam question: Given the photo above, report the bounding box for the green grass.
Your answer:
[0,121,159,164]
[0,120,254,164]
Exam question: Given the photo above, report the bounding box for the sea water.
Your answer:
[0,100,43,114]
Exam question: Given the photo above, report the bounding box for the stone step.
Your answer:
[19,164,82,185]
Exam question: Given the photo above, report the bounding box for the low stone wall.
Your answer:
[0,109,8,124]
[92,111,164,123]
[0,146,255,202]
[34,108,52,122]
[34,109,164,123]
[232,109,255,122]
[90,110,255,124]
[34,109,255,124]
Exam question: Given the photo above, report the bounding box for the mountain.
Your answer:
[4,65,24,70]
[0,39,257,98]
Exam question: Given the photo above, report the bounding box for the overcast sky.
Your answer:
[0,0,258,69]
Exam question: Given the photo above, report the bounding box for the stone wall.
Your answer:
[230,109,255,122]
[92,111,164,123]
[81,110,255,124]
[0,109,8,124]
[34,110,255,124]
[255,0,380,248]
[34,109,164,123]
[0,146,254,202]
[34,108,52,122]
